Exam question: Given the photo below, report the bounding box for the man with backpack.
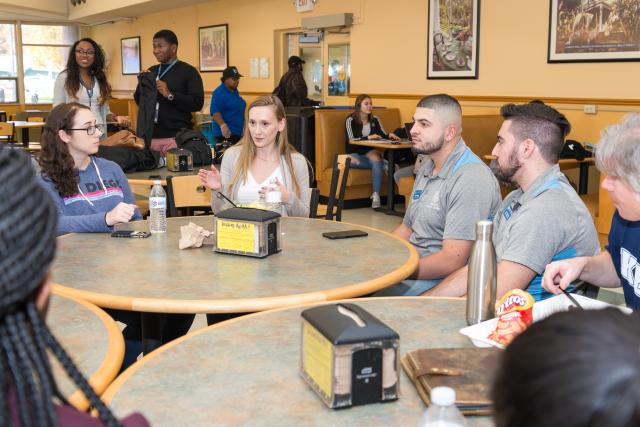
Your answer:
[273,56,320,107]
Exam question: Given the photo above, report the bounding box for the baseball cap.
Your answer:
[288,55,306,67]
[222,66,243,80]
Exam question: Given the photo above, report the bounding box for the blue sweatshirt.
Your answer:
[38,156,141,235]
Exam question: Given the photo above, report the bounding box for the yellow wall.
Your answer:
[88,0,636,227]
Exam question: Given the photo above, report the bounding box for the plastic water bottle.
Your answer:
[418,387,467,427]
[149,180,167,234]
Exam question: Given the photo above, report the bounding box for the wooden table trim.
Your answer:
[51,289,125,410]
[101,295,461,404]
[349,139,412,150]
[53,218,419,314]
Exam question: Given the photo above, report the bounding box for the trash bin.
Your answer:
[285,106,317,167]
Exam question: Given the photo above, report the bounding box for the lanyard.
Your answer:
[155,59,178,123]
[80,76,95,107]
[156,59,178,81]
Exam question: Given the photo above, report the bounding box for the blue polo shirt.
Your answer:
[607,211,640,310]
[210,82,246,137]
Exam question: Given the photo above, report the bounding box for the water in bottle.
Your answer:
[466,220,497,325]
[418,387,467,427]
[149,180,167,233]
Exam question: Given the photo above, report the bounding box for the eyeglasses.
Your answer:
[75,49,96,57]
[66,125,103,135]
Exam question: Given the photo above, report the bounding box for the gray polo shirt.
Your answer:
[493,164,599,301]
[403,139,501,259]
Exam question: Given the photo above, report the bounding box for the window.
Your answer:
[328,44,349,96]
[0,23,18,103]
[21,24,77,104]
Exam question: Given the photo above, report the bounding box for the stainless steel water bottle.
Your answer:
[466,220,497,325]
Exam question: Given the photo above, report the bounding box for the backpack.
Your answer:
[97,145,158,173]
[175,128,213,166]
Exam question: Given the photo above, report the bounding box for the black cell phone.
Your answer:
[111,230,151,238]
[322,230,368,239]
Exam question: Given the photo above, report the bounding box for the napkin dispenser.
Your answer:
[300,303,400,409]
[213,207,281,258]
[166,148,193,172]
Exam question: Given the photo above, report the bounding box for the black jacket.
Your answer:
[273,68,319,107]
[135,71,156,148]
[134,60,204,138]
[345,115,388,154]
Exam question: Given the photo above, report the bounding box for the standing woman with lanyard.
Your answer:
[53,38,129,136]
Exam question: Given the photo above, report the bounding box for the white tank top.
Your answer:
[236,166,284,204]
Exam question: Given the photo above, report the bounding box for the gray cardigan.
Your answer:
[211,144,311,217]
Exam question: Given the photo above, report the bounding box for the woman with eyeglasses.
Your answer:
[38,102,140,235]
[53,38,129,135]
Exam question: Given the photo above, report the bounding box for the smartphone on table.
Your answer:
[322,230,368,239]
[111,230,151,238]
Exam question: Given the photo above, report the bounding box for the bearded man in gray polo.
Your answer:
[378,94,501,296]
[429,101,599,300]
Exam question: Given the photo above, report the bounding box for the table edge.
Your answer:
[51,289,125,410]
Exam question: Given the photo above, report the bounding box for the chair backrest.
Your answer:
[166,175,212,217]
[314,108,401,184]
[27,116,44,122]
[324,154,351,221]
[460,115,504,158]
[309,187,320,218]
[0,121,14,141]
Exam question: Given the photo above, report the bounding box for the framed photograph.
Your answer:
[199,24,228,72]
[427,0,480,79]
[121,37,141,75]
[548,0,640,63]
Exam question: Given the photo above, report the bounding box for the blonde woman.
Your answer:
[199,95,310,217]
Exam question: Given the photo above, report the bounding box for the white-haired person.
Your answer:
[543,114,640,309]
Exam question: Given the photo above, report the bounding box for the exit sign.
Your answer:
[296,0,315,12]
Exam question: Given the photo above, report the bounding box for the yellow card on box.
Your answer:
[302,321,334,398]
[216,219,258,254]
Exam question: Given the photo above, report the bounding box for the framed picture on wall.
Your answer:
[199,24,228,72]
[548,0,640,63]
[427,0,480,79]
[121,37,141,75]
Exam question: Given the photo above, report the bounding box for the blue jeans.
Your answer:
[350,152,383,194]
[374,278,442,296]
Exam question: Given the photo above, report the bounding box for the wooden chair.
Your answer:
[0,121,14,143]
[315,154,351,221]
[166,175,212,217]
[27,116,44,122]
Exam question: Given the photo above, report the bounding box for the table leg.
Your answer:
[377,149,404,217]
[21,128,29,148]
[141,312,165,355]
[578,162,589,195]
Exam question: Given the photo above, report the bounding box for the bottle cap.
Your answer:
[153,180,161,185]
[431,386,456,406]
[475,220,493,239]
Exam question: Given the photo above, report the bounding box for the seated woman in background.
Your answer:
[38,102,140,235]
[492,308,640,427]
[53,38,129,133]
[345,94,400,208]
[0,148,149,427]
[199,94,310,217]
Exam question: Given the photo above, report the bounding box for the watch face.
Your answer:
[168,94,174,100]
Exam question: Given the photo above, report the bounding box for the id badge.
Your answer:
[154,101,159,123]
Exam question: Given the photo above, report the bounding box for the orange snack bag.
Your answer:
[487,289,534,346]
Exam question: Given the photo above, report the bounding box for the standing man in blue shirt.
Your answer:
[210,66,246,147]
[543,114,640,309]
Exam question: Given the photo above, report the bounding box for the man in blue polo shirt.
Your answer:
[210,66,246,147]
[543,114,640,309]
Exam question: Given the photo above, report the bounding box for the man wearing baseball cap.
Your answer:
[273,55,320,107]
[210,65,246,148]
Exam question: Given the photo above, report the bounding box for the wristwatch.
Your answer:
[167,93,174,101]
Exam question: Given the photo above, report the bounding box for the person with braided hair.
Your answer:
[0,147,150,426]
[38,102,141,235]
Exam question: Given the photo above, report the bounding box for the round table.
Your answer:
[102,297,492,426]
[127,167,198,186]
[52,216,418,314]
[48,290,124,410]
